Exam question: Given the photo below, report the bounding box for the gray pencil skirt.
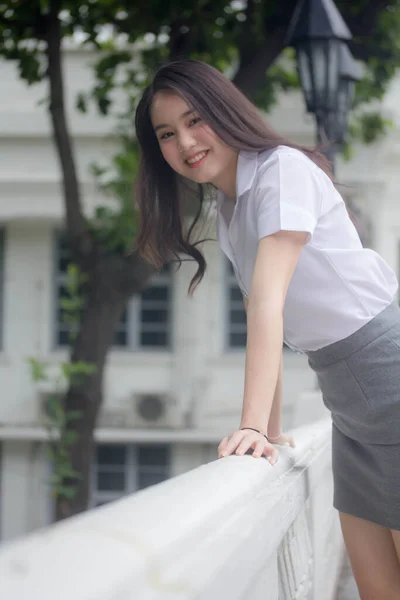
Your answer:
[307,301,400,530]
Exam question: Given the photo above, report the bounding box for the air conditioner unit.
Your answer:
[131,393,184,429]
[98,394,184,429]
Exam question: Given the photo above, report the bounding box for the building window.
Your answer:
[54,232,173,350]
[226,259,247,349]
[92,443,171,507]
[137,269,172,349]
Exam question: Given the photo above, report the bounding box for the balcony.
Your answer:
[0,419,356,599]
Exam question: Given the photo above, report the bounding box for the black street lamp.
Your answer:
[335,43,363,144]
[286,0,362,170]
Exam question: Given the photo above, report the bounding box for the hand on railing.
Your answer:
[218,429,279,464]
[268,432,296,448]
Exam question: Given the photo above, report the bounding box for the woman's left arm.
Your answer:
[240,230,308,434]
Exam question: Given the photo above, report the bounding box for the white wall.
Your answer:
[0,441,51,540]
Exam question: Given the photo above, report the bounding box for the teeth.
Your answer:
[187,151,207,165]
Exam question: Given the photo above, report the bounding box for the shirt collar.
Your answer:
[236,150,259,198]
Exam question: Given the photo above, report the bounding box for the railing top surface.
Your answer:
[0,419,332,600]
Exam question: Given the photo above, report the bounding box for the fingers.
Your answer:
[217,437,229,454]
[218,430,279,465]
[269,446,279,464]
[270,434,296,448]
[218,431,243,457]
[251,439,265,458]
[279,435,295,448]
[251,441,278,464]
[235,436,253,456]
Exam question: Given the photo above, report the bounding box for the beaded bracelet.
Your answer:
[240,427,269,441]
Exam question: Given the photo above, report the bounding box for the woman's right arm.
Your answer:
[267,354,283,439]
[242,293,281,436]
[242,295,293,447]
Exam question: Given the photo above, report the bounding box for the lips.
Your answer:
[185,150,209,167]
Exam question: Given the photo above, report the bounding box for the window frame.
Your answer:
[224,258,247,351]
[53,231,173,351]
[90,443,171,508]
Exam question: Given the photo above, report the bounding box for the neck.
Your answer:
[212,152,238,202]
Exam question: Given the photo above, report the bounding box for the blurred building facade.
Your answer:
[0,49,399,542]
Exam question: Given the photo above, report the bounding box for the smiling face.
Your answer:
[150,91,238,198]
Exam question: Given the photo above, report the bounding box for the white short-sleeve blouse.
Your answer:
[216,145,398,352]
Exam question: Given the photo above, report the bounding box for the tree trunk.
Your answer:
[55,252,155,520]
[43,3,156,519]
[233,31,287,97]
[232,0,290,97]
[55,281,125,520]
[46,0,91,258]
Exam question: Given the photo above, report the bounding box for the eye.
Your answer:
[189,117,202,126]
[159,131,173,141]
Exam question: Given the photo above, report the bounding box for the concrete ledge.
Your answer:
[0,418,343,600]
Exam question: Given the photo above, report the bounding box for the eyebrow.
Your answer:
[153,109,196,133]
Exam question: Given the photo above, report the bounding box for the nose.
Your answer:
[178,130,196,154]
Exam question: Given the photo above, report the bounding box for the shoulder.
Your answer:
[237,145,330,206]
[251,145,326,227]
[256,145,323,179]
[253,146,329,203]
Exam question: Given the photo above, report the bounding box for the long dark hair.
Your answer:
[133,59,332,295]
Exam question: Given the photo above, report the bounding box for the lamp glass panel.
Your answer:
[297,45,313,111]
[307,39,340,112]
[327,39,340,110]
[310,40,327,110]
[335,80,350,142]
[347,80,355,106]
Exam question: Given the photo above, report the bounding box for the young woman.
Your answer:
[133,59,400,597]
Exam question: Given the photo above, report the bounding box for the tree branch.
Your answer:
[349,40,392,62]
[233,0,392,96]
[233,29,287,96]
[168,17,197,59]
[233,0,297,96]
[45,0,90,258]
[339,0,389,37]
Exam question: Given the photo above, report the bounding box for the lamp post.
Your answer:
[286,0,362,172]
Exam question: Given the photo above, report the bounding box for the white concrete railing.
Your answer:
[0,419,344,600]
